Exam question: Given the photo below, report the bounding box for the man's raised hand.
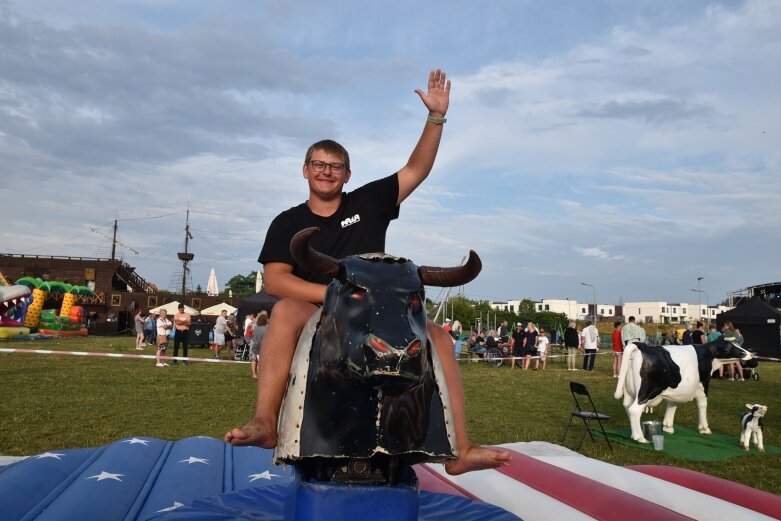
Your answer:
[415,69,450,117]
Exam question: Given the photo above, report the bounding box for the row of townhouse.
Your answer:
[488,298,730,324]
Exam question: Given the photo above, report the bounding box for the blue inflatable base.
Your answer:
[0,436,519,521]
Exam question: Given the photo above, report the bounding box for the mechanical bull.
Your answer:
[274,227,480,484]
[615,338,752,443]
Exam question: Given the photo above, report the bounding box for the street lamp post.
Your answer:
[691,288,710,326]
[697,277,703,322]
[580,282,596,323]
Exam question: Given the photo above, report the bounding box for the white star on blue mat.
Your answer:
[179,456,209,464]
[34,452,64,460]
[86,471,124,482]
[248,470,280,481]
[157,501,185,512]
[120,437,150,445]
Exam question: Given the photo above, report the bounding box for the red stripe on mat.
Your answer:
[493,447,694,521]
[414,464,478,500]
[629,465,781,519]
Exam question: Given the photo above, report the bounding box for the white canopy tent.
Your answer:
[199,302,237,316]
[148,301,199,316]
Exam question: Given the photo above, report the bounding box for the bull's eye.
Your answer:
[350,288,366,300]
[410,294,422,312]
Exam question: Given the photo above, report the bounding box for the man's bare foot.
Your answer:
[224,416,278,449]
[444,444,512,475]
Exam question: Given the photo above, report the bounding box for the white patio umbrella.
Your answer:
[206,268,219,296]
[255,271,263,293]
[200,303,238,316]
[148,301,199,316]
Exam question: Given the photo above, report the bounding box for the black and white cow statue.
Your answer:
[274,227,481,484]
[740,403,767,453]
[615,338,751,443]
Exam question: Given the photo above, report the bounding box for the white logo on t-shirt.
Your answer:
[341,213,361,228]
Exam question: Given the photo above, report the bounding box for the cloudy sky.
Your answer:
[2,0,779,307]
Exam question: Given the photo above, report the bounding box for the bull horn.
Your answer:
[290,227,340,278]
[419,250,482,287]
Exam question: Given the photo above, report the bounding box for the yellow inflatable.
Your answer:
[0,326,30,339]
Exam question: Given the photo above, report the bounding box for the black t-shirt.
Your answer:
[511,330,526,347]
[692,330,705,344]
[564,327,579,347]
[259,173,400,284]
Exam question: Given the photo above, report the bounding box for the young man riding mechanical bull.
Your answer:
[225,69,511,476]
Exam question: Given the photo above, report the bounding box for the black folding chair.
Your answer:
[561,381,612,450]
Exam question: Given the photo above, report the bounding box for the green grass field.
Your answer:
[1,336,779,495]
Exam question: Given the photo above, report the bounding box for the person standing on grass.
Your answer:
[172,303,191,366]
[225,69,512,475]
[155,309,172,367]
[537,326,549,370]
[211,309,228,359]
[523,322,539,370]
[134,308,146,350]
[612,320,623,378]
[580,320,599,371]
[250,313,268,379]
[564,320,579,371]
[621,315,646,346]
[681,322,693,345]
[691,321,706,344]
[144,312,156,345]
[510,323,525,370]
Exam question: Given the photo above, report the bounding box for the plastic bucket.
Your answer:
[642,420,662,439]
[652,434,664,451]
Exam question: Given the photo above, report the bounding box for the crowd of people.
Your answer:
[457,315,747,380]
[131,305,271,376]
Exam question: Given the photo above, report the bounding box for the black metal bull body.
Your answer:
[274,228,481,484]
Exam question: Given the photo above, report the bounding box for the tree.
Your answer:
[224,271,258,297]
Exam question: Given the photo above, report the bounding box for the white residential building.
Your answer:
[489,300,524,314]
[534,299,582,319]
[488,298,731,324]
[623,302,731,324]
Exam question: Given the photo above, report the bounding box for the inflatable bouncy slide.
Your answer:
[0,281,32,339]
[0,276,92,338]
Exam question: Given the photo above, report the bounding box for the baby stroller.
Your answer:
[735,354,760,381]
[233,336,251,361]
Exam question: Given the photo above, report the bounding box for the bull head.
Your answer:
[290,227,481,382]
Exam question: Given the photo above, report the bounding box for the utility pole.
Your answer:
[111,219,118,260]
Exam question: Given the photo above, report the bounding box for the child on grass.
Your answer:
[155,309,172,367]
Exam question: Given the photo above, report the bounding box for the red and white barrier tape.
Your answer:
[458,350,618,362]
[0,347,249,364]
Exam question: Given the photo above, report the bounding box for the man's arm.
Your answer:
[397,69,451,205]
[263,262,328,304]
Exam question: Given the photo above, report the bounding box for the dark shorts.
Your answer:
[512,344,523,357]
[225,333,234,342]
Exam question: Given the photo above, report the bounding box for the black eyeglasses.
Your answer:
[307,160,347,174]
